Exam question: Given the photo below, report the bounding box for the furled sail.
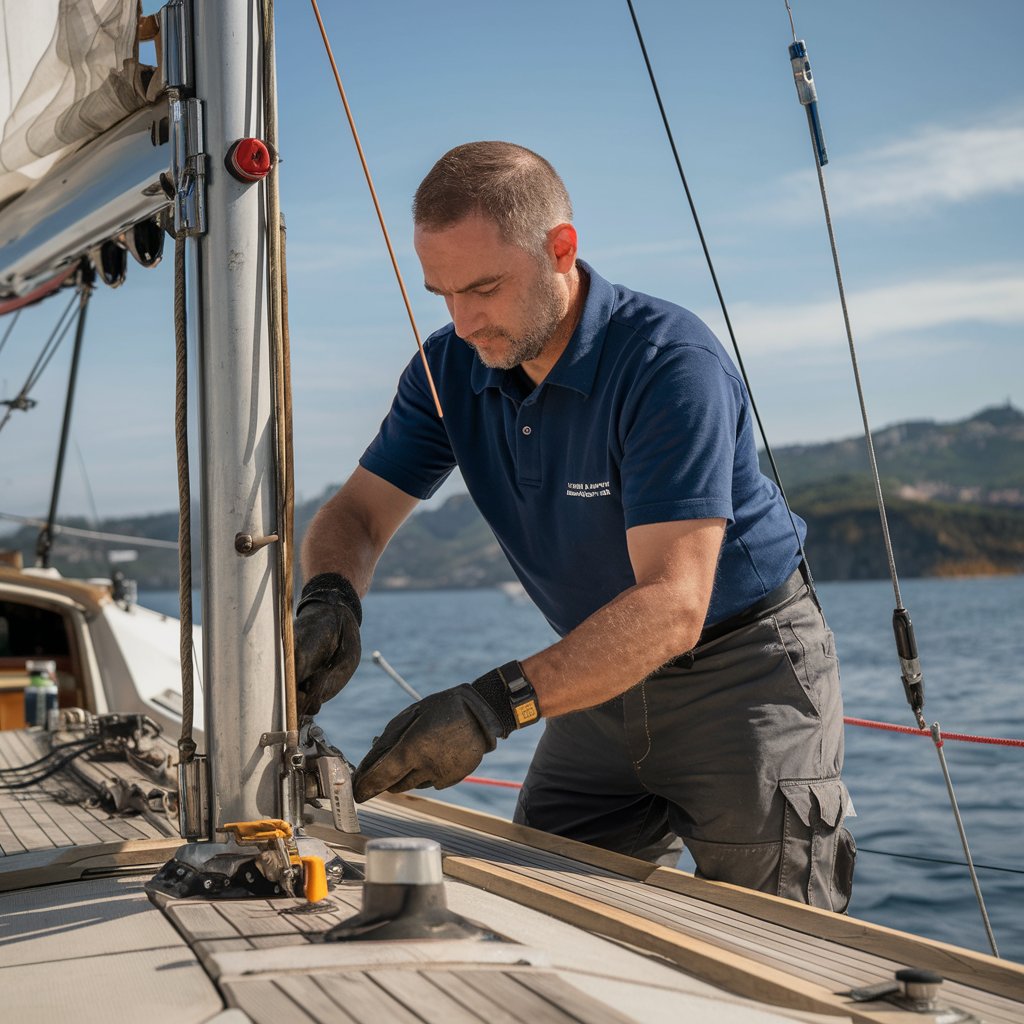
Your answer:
[0,0,159,208]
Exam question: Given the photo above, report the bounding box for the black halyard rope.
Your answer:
[783,0,999,958]
[624,0,815,600]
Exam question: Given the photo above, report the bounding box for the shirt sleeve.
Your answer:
[359,348,456,500]
[619,343,740,529]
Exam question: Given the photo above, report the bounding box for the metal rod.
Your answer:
[36,269,93,568]
[930,722,1000,957]
[371,651,423,701]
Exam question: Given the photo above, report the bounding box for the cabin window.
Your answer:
[0,600,83,721]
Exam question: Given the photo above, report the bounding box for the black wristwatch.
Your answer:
[497,660,540,728]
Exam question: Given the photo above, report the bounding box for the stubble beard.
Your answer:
[469,268,567,371]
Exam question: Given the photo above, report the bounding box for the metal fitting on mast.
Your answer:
[162,0,206,236]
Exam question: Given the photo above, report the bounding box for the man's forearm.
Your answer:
[300,468,421,594]
[521,578,706,718]
[301,501,380,596]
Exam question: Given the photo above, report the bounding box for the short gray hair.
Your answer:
[413,141,573,251]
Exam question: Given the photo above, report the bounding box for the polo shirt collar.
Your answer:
[470,259,614,397]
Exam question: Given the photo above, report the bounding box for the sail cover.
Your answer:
[0,0,157,207]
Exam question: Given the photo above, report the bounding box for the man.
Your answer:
[295,141,855,911]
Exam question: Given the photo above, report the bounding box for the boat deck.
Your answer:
[0,727,172,857]
[2,727,1022,1023]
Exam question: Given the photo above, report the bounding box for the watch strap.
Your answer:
[497,660,541,728]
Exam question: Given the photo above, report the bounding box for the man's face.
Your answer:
[414,213,567,370]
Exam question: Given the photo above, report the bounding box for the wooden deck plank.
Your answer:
[422,971,536,1024]
[454,970,593,1024]
[18,793,77,847]
[361,795,1024,1007]
[215,898,307,938]
[513,971,641,1024]
[224,978,320,1023]
[167,900,243,942]
[0,800,55,851]
[313,972,427,1024]
[31,796,114,847]
[506,864,891,990]
[273,975,359,1024]
[0,812,28,854]
[369,968,489,1024]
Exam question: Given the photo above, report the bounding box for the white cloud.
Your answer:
[708,265,1024,356]
[774,107,1024,218]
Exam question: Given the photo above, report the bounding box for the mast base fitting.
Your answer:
[145,834,352,901]
[325,837,496,943]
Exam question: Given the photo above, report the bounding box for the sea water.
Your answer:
[140,575,1024,962]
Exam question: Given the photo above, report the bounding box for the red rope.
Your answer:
[843,716,1024,748]
[463,775,523,789]
[458,716,1024,790]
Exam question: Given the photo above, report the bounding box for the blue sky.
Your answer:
[1,0,1022,520]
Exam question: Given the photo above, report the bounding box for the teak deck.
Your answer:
[2,728,1022,1024]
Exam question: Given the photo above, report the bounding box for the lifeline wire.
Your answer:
[0,511,179,548]
[783,0,998,957]
[370,651,1024,882]
[624,0,815,598]
[307,0,444,420]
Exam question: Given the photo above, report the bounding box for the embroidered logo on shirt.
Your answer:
[566,481,611,498]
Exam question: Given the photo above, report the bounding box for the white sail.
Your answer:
[0,0,157,207]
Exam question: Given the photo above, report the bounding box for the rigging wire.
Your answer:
[0,307,21,358]
[37,267,93,569]
[0,290,78,435]
[623,0,815,598]
[307,0,444,420]
[173,233,197,765]
[0,511,179,549]
[782,0,998,958]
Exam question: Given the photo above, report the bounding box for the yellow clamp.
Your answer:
[222,818,293,843]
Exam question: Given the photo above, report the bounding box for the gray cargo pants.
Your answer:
[513,587,856,912]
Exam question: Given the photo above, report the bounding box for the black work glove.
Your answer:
[293,573,362,718]
[351,665,525,802]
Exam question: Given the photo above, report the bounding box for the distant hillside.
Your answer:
[3,404,1022,587]
[763,404,1024,506]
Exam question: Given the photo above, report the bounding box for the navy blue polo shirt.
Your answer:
[360,261,804,637]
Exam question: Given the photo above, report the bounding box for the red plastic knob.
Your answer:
[226,138,272,182]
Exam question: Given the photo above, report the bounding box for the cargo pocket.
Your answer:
[684,835,783,895]
[778,776,854,912]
